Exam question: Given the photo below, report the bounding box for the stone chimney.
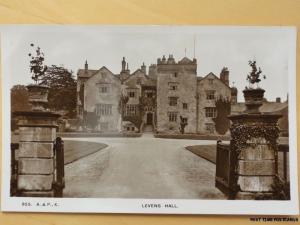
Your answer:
[85,60,88,70]
[167,54,175,64]
[149,64,157,80]
[220,67,229,86]
[141,62,146,74]
[121,57,126,72]
[162,55,166,64]
[120,57,130,81]
[276,97,281,103]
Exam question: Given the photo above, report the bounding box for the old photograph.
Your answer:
[1,25,298,214]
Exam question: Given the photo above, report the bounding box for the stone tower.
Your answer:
[156,55,197,133]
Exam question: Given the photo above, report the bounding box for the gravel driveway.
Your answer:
[63,133,225,199]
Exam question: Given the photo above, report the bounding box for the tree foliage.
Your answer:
[39,65,77,116]
[213,97,231,135]
[179,115,188,134]
[118,93,129,118]
[11,85,31,112]
[84,111,99,131]
[29,44,47,84]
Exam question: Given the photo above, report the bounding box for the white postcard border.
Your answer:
[0,25,298,215]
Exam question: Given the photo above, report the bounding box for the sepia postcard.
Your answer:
[0,25,298,215]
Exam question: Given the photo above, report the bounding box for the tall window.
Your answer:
[100,122,109,130]
[129,91,135,98]
[126,105,138,116]
[169,82,178,91]
[206,90,215,100]
[146,92,153,98]
[208,79,214,85]
[205,107,217,118]
[169,97,178,106]
[168,112,178,122]
[96,104,112,116]
[183,103,188,109]
[99,86,109,93]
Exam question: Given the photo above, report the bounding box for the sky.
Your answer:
[1,25,295,102]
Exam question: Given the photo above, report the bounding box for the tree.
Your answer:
[29,44,47,84]
[11,85,31,112]
[11,85,31,131]
[213,97,231,135]
[84,111,99,131]
[39,65,77,117]
[179,115,188,134]
[118,93,129,118]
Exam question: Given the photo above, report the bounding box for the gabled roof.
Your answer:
[197,76,203,81]
[178,57,193,64]
[84,66,120,82]
[77,69,98,78]
[123,69,147,82]
[131,68,145,76]
[231,101,288,114]
[142,78,156,87]
[198,72,231,88]
[124,78,139,89]
[77,66,120,80]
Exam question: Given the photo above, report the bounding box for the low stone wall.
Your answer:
[58,132,142,138]
[155,134,230,141]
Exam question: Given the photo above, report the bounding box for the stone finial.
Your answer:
[85,60,88,70]
[141,62,146,74]
[121,57,126,71]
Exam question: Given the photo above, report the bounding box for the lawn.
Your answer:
[12,133,108,165]
[64,140,107,165]
[186,145,216,164]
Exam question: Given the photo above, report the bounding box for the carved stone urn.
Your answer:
[27,84,49,111]
[243,88,265,114]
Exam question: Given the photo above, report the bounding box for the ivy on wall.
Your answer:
[213,97,231,135]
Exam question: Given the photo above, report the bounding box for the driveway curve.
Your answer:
[63,134,225,199]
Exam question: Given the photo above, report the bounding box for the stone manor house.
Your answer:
[76,55,240,134]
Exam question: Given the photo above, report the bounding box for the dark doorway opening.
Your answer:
[146,113,153,125]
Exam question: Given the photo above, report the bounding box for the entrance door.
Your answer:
[146,113,153,125]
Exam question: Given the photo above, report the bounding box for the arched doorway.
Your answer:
[146,112,153,125]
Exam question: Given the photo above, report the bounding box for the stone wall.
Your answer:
[15,112,59,197]
[157,63,197,133]
[84,67,121,132]
[197,73,231,134]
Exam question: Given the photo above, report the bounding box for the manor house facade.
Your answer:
[76,55,237,134]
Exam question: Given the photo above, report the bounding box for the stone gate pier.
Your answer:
[228,88,281,199]
[13,84,62,197]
